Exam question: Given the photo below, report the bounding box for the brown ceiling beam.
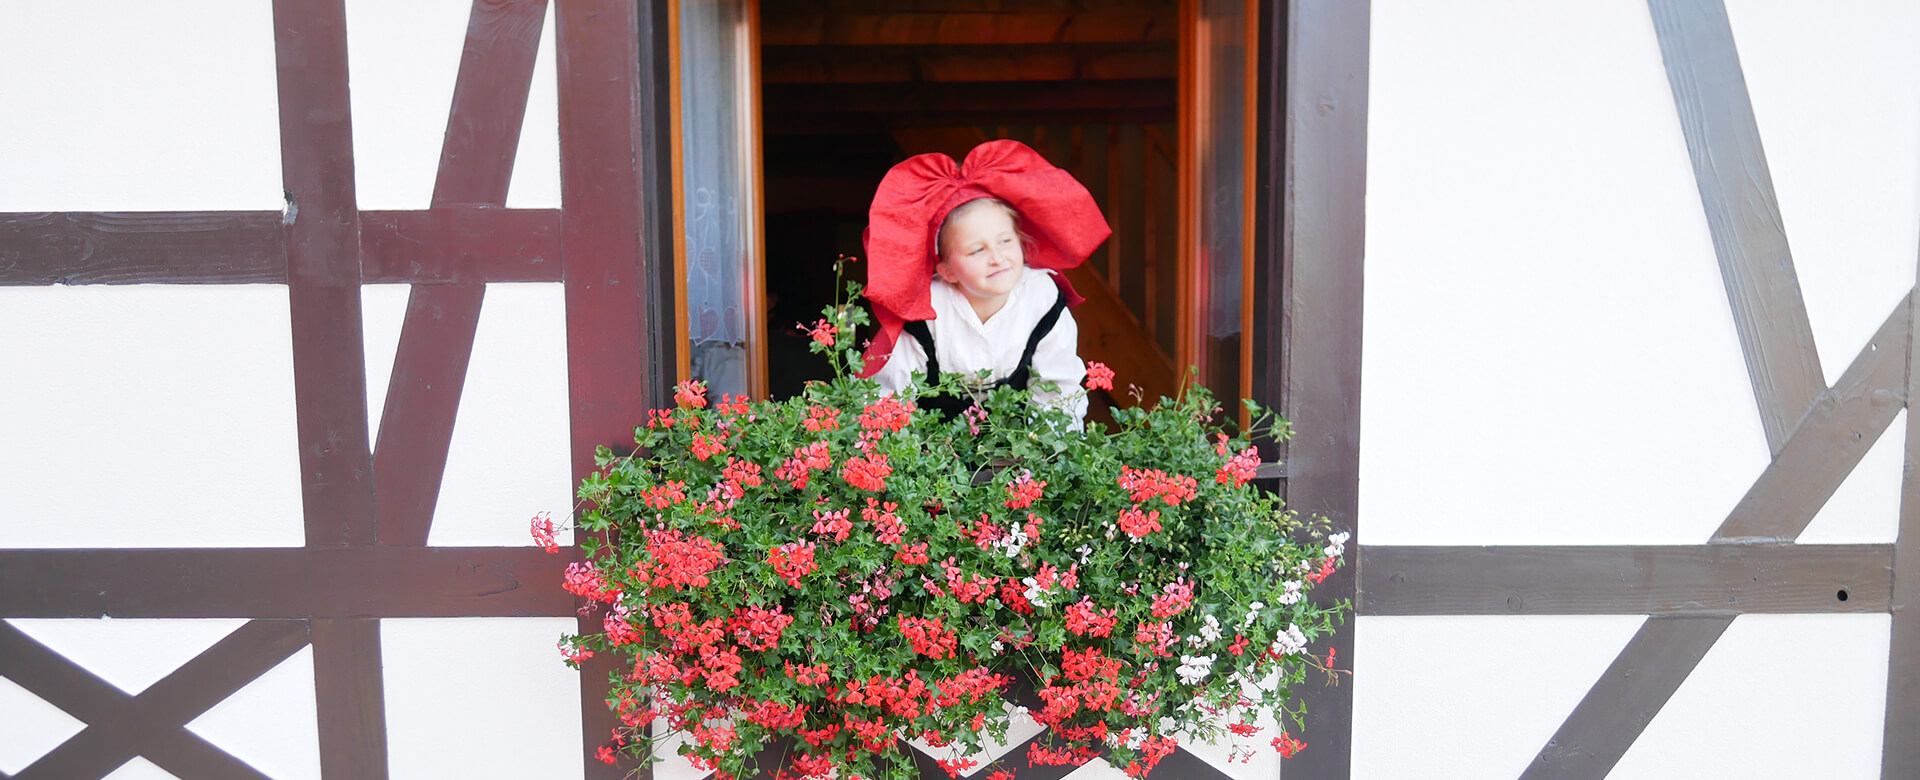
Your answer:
[0,547,579,619]
[760,10,1175,46]
[765,79,1173,115]
[762,43,1174,83]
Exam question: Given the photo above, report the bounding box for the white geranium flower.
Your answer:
[1324,531,1350,558]
[1075,544,1094,564]
[1176,653,1215,685]
[1277,579,1304,605]
[1270,624,1309,657]
[1240,601,1265,629]
[1021,576,1051,609]
[1198,614,1223,642]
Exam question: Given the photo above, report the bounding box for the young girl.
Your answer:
[858,140,1111,425]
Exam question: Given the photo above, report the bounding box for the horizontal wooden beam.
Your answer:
[1,209,563,286]
[761,9,1176,46]
[0,211,286,285]
[764,109,1177,136]
[0,546,578,619]
[766,79,1174,115]
[762,42,1174,83]
[1359,543,1893,616]
[359,207,562,283]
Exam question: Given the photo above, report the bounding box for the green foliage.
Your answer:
[551,263,1349,779]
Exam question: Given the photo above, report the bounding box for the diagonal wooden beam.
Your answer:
[1884,274,1920,778]
[374,0,548,547]
[1360,544,1893,616]
[1715,296,1911,542]
[1521,616,1731,779]
[1,619,307,780]
[1654,0,1823,452]
[1525,3,1838,776]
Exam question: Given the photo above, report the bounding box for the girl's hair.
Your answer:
[935,197,1035,262]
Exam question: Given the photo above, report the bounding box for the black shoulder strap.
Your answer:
[901,319,940,383]
[1006,293,1070,390]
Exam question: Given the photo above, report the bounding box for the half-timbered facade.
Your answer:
[1,1,1914,778]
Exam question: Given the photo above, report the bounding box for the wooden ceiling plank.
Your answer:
[1361,544,1894,616]
[0,211,286,286]
[760,43,1175,84]
[760,9,1176,46]
[764,79,1175,114]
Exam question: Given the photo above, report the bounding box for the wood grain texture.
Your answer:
[0,211,286,285]
[434,0,549,207]
[311,619,389,780]
[2,619,306,780]
[1268,1,1368,778]
[0,547,578,618]
[1521,616,1731,780]
[1885,280,1920,778]
[759,9,1175,46]
[1714,294,1911,542]
[1360,544,1892,616]
[273,0,375,549]
[358,207,563,283]
[1650,0,1824,452]
[558,0,674,775]
[372,284,487,546]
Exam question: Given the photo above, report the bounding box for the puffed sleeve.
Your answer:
[1028,308,1089,428]
[869,331,929,397]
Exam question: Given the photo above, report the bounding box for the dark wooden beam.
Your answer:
[272,0,375,549]
[2,619,306,780]
[1654,0,1823,451]
[359,208,562,283]
[311,619,389,780]
[1885,282,1920,778]
[764,79,1175,115]
[760,9,1176,47]
[1527,3,1834,776]
[1266,1,1368,778]
[1360,544,1893,616]
[761,42,1174,84]
[0,211,286,286]
[557,0,675,775]
[374,0,548,547]
[1715,296,1911,542]
[0,547,577,618]
[1521,616,1732,779]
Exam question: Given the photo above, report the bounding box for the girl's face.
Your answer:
[936,201,1026,311]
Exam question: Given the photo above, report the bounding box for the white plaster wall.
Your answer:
[346,0,562,210]
[1353,616,1649,780]
[382,618,585,779]
[1363,0,1770,547]
[0,1,282,211]
[0,285,307,548]
[1609,614,1890,779]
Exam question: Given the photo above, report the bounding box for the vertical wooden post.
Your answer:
[1254,1,1368,776]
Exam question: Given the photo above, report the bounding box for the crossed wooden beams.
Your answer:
[1355,1,1918,778]
[1,0,667,777]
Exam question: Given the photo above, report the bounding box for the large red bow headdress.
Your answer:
[859,139,1111,377]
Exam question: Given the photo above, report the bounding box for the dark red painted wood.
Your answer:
[359,207,562,283]
[557,0,674,774]
[311,619,389,780]
[1887,290,1920,779]
[372,0,549,546]
[272,0,374,548]
[0,546,579,618]
[2,619,306,780]
[0,211,286,285]
[373,284,487,546]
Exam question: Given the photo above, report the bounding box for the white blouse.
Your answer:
[871,268,1089,425]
